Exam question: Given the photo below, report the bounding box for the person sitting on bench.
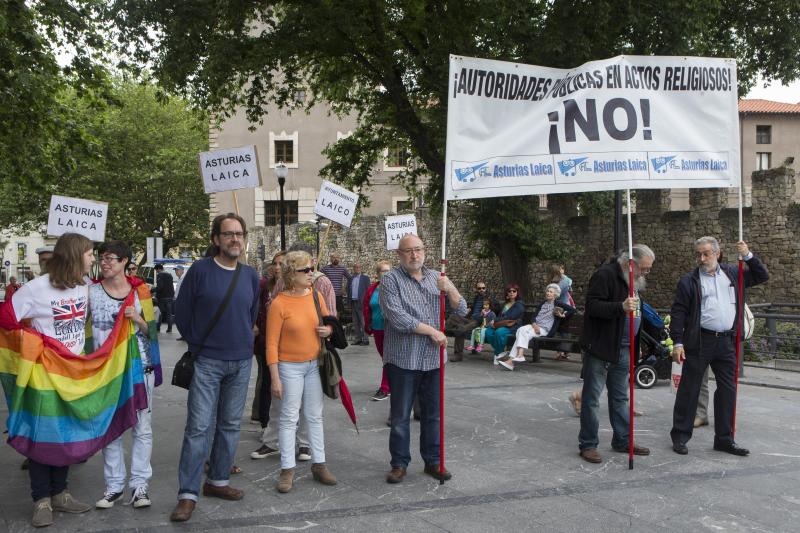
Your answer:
[496,284,575,370]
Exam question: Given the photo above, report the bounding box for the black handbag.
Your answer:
[312,290,344,399]
[172,262,242,389]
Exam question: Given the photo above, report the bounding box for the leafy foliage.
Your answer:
[106,0,800,288]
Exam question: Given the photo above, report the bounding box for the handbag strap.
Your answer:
[311,289,325,351]
[193,262,242,358]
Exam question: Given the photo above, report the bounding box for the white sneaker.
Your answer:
[493,351,508,365]
[499,360,514,371]
[95,490,124,509]
[297,446,312,461]
[130,486,151,508]
[511,353,526,363]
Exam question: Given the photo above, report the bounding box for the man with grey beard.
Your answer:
[578,245,654,464]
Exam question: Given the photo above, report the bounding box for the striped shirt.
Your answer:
[320,264,349,292]
[379,265,467,371]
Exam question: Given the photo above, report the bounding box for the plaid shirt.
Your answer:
[379,265,467,371]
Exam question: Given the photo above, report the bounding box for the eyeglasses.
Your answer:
[295,267,314,274]
[220,231,247,239]
[128,266,138,271]
[100,255,124,263]
[476,286,487,290]
[399,247,424,255]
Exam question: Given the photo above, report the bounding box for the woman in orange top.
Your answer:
[267,251,337,494]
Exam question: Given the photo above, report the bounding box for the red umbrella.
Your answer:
[338,378,358,433]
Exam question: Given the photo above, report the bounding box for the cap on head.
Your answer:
[175,265,185,271]
[35,245,55,255]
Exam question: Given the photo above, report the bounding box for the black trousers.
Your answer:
[29,460,69,502]
[255,348,272,428]
[671,332,738,446]
[157,297,174,331]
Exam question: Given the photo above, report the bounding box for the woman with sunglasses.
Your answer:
[267,251,337,494]
[484,284,525,362]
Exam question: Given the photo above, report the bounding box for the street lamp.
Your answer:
[275,162,288,249]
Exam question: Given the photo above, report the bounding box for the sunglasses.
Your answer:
[476,286,487,290]
[295,267,314,274]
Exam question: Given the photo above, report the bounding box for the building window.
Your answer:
[264,201,298,227]
[294,90,306,104]
[396,200,414,212]
[756,152,771,170]
[385,145,409,169]
[274,140,294,164]
[756,125,771,144]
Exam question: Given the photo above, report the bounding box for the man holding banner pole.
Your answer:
[379,234,466,484]
[669,238,768,456]
[578,245,654,464]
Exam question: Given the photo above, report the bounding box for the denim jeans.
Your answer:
[386,364,440,468]
[278,360,325,469]
[484,326,512,354]
[103,371,155,492]
[579,348,631,450]
[177,356,252,501]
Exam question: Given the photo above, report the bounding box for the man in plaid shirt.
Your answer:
[379,234,467,483]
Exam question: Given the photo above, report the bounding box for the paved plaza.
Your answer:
[2,332,799,532]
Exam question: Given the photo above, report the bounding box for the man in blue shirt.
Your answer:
[169,214,260,522]
[380,234,467,483]
[670,237,768,457]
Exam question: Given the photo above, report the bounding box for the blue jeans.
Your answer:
[579,348,631,450]
[278,361,325,469]
[484,326,512,354]
[386,364,440,468]
[177,356,252,501]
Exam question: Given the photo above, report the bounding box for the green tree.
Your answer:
[0,81,210,256]
[107,0,800,294]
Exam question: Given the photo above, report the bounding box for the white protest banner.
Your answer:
[314,180,359,227]
[385,214,417,250]
[198,145,262,193]
[445,55,740,200]
[47,195,108,242]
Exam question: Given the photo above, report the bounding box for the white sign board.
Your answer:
[445,55,740,200]
[385,214,418,250]
[313,180,359,227]
[199,145,262,193]
[47,195,108,242]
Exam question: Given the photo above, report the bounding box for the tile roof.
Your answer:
[739,99,800,114]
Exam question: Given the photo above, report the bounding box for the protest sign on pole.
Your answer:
[314,180,359,228]
[445,55,740,200]
[198,145,262,193]
[384,214,418,250]
[47,195,108,242]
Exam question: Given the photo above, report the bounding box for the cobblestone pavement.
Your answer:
[2,332,799,532]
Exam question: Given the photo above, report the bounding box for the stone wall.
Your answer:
[248,166,798,309]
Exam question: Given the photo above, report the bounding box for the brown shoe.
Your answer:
[580,448,602,463]
[202,483,244,501]
[423,464,452,481]
[613,444,651,456]
[386,466,407,484]
[169,499,195,522]
[277,468,295,493]
[311,463,338,485]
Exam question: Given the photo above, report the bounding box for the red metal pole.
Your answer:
[628,258,635,470]
[732,259,744,438]
[439,269,446,484]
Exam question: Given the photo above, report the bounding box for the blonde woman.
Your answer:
[267,251,337,493]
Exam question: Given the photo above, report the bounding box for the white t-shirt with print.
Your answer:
[11,274,89,355]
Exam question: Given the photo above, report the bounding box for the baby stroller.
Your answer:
[634,303,673,389]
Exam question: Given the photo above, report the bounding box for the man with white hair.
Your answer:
[670,238,768,457]
[379,234,467,483]
[578,244,655,464]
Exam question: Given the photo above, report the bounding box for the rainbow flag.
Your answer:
[0,280,159,466]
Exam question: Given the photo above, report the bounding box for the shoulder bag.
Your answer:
[172,262,242,390]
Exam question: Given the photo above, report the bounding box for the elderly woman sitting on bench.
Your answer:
[496,284,575,371]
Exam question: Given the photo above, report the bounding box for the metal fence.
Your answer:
[745,303,800,370]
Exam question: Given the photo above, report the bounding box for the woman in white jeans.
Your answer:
[266,251,337,493]
[497,284,575,370]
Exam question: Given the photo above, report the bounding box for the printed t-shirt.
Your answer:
[89,283,150,365]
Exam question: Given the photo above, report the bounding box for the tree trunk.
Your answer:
[496,238,532,302]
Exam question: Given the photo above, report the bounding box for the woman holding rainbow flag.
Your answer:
[0,233,151,528]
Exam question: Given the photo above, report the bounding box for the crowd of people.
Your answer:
[0,216,769,527]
